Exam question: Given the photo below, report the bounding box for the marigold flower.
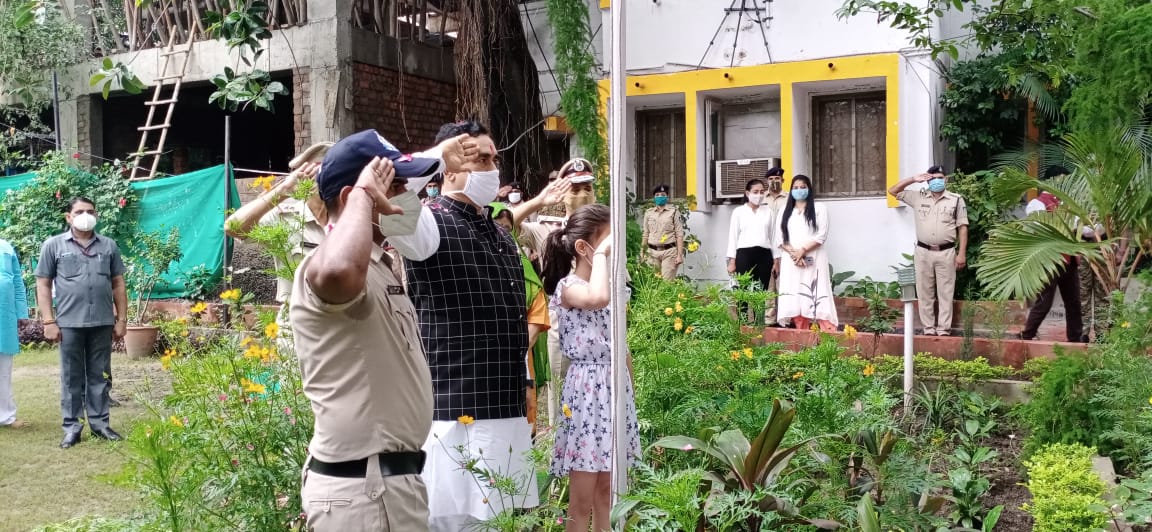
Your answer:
[664,307,674,316]
[743,347,753,359]
[265,322,280,339]
[220,288,242,301]
[180,329,189,337]
[678,293,686,300]
[169,415,183,428]
[730,351,741,360]
[792,371,805,380]
[1122,322,1131,328]
[675,301,684,313]
[687,241,699,253]
[674,317,683,331]
[160,353,172,370]
[189,302,208,314]
[241,378,266,394]
[562,404,573,418]
[684,326,694,334]
[457,414,475,425]
[844,325,858,339]
[809,323,820,332]
[863,364,876,377]
[240,336,253,346]
[250,176,275,191]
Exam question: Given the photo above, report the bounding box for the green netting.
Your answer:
[0,165,240,299]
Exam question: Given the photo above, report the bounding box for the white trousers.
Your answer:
[0,355,16,425]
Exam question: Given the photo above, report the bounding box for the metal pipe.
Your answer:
[223,115,232,294]
[608,0,629,511]
[904,301,914,407]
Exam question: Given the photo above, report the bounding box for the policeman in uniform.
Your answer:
[641,184,684,279]
[291,130,445,531]
[888,165,969,336]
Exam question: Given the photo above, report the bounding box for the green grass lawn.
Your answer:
[0,348,168,532]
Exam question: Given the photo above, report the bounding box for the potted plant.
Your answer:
[123,227,182,358]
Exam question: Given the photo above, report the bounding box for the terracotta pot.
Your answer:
[124,325,159,359]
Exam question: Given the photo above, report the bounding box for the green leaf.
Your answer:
[857,494,882,532]
[102,57,114,70]
[977,218,1103,300]
[90,74,106,87]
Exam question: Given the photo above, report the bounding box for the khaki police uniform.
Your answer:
[641,205,684,279]
[764,192,788,319]
[291,246,433,531]
[897,188,969,335]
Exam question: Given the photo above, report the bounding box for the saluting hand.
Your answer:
[540,177,573,206]
[355,157,405,216]
[440,133,480,173]
[913,173,931,183]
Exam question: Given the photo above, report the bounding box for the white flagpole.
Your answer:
[608,0,629,508]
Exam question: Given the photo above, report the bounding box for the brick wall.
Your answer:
[351,62,458,153]
[292,67,312,154]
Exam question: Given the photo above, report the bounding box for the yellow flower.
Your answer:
[675,301,684,313]
[792,371,805,380]
[809,323,820,332]
[678,293,686,300]
[687,241,699,253]
[730,350,741,360]
[240,336,253,346]
[169,415,183,428]
[674,317,683,331]
[664,307,674,316]
[1148,396,1152,406]
[241,378,266,394]
[1122,322,1131,328]
[562,404,573,418]
[189,302,207,314]
[265,322,280,339]
[684,326,695,334]
[688,199,697,211]
[844,325,858,339]
[160,353,173,370]
[863,364,876,377]
[743,347,753,359]
[457,415,475,425]
[250,176,275,191]
[220,288,241,301]
[175,316,188,324]
[180,329,190,337]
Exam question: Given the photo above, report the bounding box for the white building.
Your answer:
[524,0,974,284]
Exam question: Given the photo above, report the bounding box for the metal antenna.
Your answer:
[696,0,741,70]
[729,0,746,68]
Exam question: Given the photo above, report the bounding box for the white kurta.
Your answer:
[774,202,838,327]
[422,418,539,531]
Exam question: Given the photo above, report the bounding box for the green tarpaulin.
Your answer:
[0,165,240,299]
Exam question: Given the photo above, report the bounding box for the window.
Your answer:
[812,92,887,197]
[635,108,687,198]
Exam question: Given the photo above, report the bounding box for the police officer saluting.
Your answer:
[889,166,969,336]
[291,130,449,531]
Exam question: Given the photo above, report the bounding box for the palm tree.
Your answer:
[976,119,1152,301]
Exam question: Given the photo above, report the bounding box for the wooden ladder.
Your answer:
[129,19,199,181]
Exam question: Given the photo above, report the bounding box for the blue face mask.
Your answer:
[927,178,946,192]
[653,196,668,206]
[426,187,440,198]
[791,188,809,201]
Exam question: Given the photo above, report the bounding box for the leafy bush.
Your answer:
[1022,443,1108,531]
[121,302,312,531]
[1015,351,1107,457]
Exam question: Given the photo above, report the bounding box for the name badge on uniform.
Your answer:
[387,285,405,295]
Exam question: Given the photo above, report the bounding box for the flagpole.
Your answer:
[608,0,629,509]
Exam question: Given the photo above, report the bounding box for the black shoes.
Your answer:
[91,428,123,441]
[60,431,82,449]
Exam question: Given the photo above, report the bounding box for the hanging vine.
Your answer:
[546,0,608,200]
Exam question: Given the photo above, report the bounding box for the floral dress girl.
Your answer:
[549,275,640,476]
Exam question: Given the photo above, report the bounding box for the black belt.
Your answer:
[308,451,426,478]
[648,243,675,251]
[917,241,955,251]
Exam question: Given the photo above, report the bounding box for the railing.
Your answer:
[351,0,456,47]
[85,0,309,56]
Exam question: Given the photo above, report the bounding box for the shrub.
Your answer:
[1022,443,1108,531]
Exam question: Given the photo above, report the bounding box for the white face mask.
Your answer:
[71,213,97,232]
[375,191,422,236]
[456,169,501,206]
[508,192,522,204]
[746,193,763,206]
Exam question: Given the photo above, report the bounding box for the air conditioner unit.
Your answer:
[714,157,780,199]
